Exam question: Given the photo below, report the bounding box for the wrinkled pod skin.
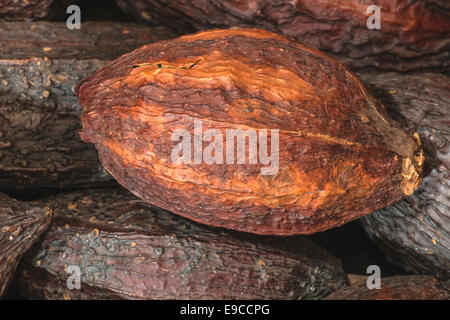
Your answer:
[115,0,450,71]
[0,0,74,21]
[325,275,450,300]
[77,29,423,235]
[0,193,52,297]
[16,188,347,300]
[0,21,175,190]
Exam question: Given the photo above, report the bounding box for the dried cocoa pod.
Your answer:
[77,29,423,235]
[115,0,450,71]
[0,192,52,298]
[325,275,450,300]
[358,72,449,279]
[16,188,347,300]
[0,0,76,21]
[0,22,175,190]
[0,22,176,60]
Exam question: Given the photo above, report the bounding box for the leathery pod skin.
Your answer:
[77,29,423,235]
[0,193,52,297]
[16,188,347,300]
[114,0,450,72]
[325,275,450,300]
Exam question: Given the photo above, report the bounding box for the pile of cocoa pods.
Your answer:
[0,0,448,300]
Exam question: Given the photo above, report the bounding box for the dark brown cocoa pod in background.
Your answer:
[0,21,176,60]
[0,22,176,190]
[115,0,450,72]
[0,0,76,21]
[0,192,52,298]
[358,72,449,279]
[325,275,450,300]
[16,188,347,300]
[77,28,423,236]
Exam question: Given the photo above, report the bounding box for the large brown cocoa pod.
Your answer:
[0,0,75,21]
[358,72,449,279]
[0,22,175,190]
[0,192,52,297]
[77,29,423,235]
[325,275,449,300]
[115,0,450,72]
[15,188,347,300]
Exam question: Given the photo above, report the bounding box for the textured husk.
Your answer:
[0,22,176,190]
[325,275,450,300]
[77,29,423,235]
[115,0,450,71]
[16,188,347,300]
[0,193,52,297]
[0,0,70,21]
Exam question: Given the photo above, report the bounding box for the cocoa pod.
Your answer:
[325,275,450,300]
[0,22,175,190]
[15,188,347,300]
[0,21,176,60]
[0,192,52,297]
[358,72,449,279]
[0,0,73,21]
[115,0,450,71]
[77,29,423,235]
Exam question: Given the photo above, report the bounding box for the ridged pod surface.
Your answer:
[115,0,450,71]
[0,193,52,297]
[16,188,346,300]
[325,275,450,300]
[77,29,423,235]
[0,0,74,21]
[0,22,175,190]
